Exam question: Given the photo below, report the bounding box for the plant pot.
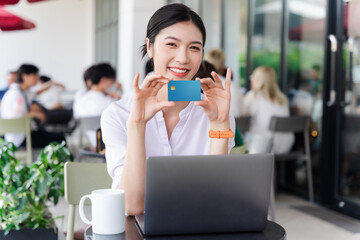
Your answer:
[0,227,58,240]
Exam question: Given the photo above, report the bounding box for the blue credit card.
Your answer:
[168,80,201,101]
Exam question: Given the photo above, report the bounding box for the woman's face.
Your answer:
[147,21,203,80]
[252,72,264,91]
[250,74,257,91]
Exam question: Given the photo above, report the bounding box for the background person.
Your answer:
[101,3,235,216]
[204,49,227,77]
[73,63,118,148]
[204,49,244,117]
[307,64,322,96]
[0,64,65,148]
[0,71,17,101]
[73,67,94,106]
[242,66,294,154]
[34,75,66,110]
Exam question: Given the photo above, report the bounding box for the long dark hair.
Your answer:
[141,3,206,58]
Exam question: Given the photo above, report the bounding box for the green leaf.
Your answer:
[0,140,73,231]
[36,179,47,197]
[25,172,40,189]
[17,212,30,223]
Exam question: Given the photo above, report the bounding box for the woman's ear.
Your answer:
[146,38,153,59]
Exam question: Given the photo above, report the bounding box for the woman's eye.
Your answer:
[166,43,177,47]
[190,46,201,51]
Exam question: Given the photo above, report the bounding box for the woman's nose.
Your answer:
[174,48,189,64]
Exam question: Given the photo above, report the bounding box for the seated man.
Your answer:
[1,64,66,148]
[73,63,118,148]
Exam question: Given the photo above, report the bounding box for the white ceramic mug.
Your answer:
[79,189,125,235]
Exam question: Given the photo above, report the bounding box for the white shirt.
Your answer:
[101,96,236,189]
[243,91,294,154]
[73,89,87,109]
[1,83,35,146]
[73,90,116,146]
[34,84,63,109]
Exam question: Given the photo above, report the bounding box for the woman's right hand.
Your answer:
[128,73,174,124]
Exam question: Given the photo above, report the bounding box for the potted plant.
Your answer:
[0,139,73,239]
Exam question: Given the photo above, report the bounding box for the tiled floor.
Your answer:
[48,193,360,240]
[274,194,360,240]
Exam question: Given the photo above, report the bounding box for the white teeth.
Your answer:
[170,68,187,73]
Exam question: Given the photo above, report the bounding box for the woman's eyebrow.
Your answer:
[164,36,203,45]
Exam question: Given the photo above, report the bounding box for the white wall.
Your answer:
[0,0,95,91]
[118,0,166,93]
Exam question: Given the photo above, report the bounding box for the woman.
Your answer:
[243,66,294,154]
[101,3,235,216]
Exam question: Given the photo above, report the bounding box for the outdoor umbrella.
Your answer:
[0,6,35,31]
[0,0,49,4]
[0,0,19,5]
[27,0,50,3]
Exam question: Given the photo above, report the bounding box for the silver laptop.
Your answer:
[135,154,274,236]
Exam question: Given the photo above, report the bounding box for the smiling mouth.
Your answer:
[168,67,189,76]
[169,68,187,73]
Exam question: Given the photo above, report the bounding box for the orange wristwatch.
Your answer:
[209,129,234,138]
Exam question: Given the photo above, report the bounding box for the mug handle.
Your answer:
[79,194,92,225]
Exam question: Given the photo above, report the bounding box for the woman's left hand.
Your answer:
[195,68,231,125]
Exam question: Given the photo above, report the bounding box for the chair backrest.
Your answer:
[0,117,32,165]
[269,115,309,133]
[64,162,112,240]
[78,116,101,131]
[64,162,112,204]
[235,116,251,134]
[77,116,101,148]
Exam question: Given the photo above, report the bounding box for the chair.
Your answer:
[0,117,32,165]
[235,116,251,135]
[269,115,314,202]
[230,143,247,155]
[64,162,112,240]
[76,116,104,161]
[77,116,101,149]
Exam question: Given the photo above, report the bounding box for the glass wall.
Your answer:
[284,0,327,197]
[339,0,360,205]
[250,0,282,78]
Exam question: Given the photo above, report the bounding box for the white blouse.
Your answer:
[101,96,235,189]
[243,91,295,154]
